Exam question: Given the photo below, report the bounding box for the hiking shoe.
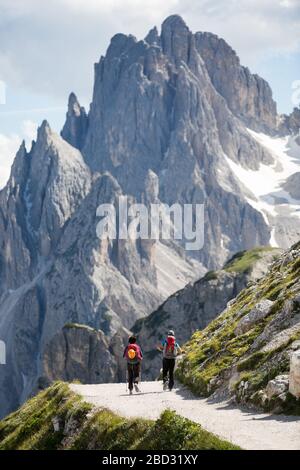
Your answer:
[134,384,141,393]
[129,389,133,395]
[163,382,168,391]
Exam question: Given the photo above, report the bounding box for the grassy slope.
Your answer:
[0,382,239,450]
[176,242,300,414]
[223,247,276,273]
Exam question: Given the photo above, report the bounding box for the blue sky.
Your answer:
[0,0,299,187]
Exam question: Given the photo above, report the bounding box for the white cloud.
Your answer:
[0,0,299,106]
[0,120,38,189]
[21,120,38,143]
[0,133,20,188]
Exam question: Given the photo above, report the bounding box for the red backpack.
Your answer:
[164,336,177,358]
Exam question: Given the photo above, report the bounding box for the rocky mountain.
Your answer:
[133,247,281,379]
[0,15,300,418]
[81,14,275,269]
[177,241,300,414]
[0,120,197,418]
[42,324,117,387]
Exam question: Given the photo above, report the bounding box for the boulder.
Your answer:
[235,299,274,335]
[266,375,289,400]
[289,350,300,398]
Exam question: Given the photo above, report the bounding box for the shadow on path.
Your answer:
[119,391,166,397]
[173,383,300,423]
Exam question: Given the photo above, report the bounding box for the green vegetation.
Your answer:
[0,382,91,450]
[0,382,239,450]
[224,247,278,274]
[203,271,219,281]
[176,242,300,414]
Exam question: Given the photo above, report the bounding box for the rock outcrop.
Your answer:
[41,324,117,386]
[234,299,274,336]
[61,93,88,150]
[266,375,289,400]
[289,350,300,398]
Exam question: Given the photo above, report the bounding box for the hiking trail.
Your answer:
[71,381,300,450]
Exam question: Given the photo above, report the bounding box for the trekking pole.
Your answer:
[139,363,142,391]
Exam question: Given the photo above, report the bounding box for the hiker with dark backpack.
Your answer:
[157,330,182,391]
[123,335,143,395]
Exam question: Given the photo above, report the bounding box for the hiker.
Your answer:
[157,330,182,391]
[123,335,143,395]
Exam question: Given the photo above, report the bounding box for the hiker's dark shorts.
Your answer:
[127,362,140,390]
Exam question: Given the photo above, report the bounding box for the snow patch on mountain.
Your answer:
[225,129,300,246]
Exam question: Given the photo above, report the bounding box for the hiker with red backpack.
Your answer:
[158,330,182,391]
[123,335,143,395]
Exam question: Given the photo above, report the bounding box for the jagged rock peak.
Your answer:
[161,14,189,32]
[8,140,29,188]
[61,92,88,150]
[14,139,27,158]
[145,26,160,46]
[14,139,27,162]
[38,119,51,138]
[34,120,52,148]
[67,92,85,116]
[161,15,191,64]
[106,33,137,59]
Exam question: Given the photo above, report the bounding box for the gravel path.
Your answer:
[70,381,300,450]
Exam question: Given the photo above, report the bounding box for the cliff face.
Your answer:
[194,32,277,133]
[41,324,117,386]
